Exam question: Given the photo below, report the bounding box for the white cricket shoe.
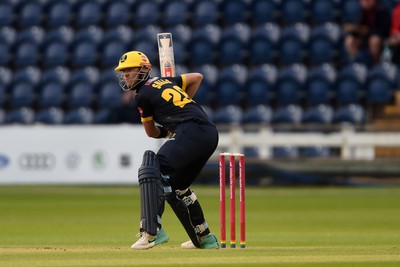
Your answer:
[131,232,156,250]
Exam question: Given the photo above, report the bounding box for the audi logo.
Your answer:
[18,153,56,170]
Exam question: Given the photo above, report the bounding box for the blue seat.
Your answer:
[104,1,130,28]
[306,64,336,105]
[309,22,342,64]
[17,1,43,28]
[133,40,158,66]
[0,26,16,46]
[242,105,273,124]
[39,82,65,108]
[0,83,6,106]
[10,82,35,108]
[14,42,39,68]
[0,1,14,26]
[247,64,278,105]
[12,67,41,89]
[41,67,71,86]
[310,0,337,25]
[281,0,308,25]
[200,105,214,121]
[71,67,100,85]
[5,108,35,124]
[162,0,188,26]
[16,26,45,46]
[336,63,368,105]
[190,64,218,105]
[220,23,251,65]
[301,146,331,158]
[273,105,303,124]
[219,0,249,25]
[0,67,12,87]
[133,0,159,27]
[189,25,221,65]
[166,24,192,45]
[45,0,72,28]
[74,1,102,28]
[65,107,94,124]
[93,109,119,124]
[36,107,64,124]
[0,43,10,66]
[333,104,365,125]
[368,63,400,89]
[191,0,218,26]
[97,82,122,109]
[272,146,299,158]
[341,0,361,24]
[213,105,243,125]
[71,41,98,67]
[366,79,392,104]
[42,42,69,68]
[276,64,308,105]
[100,69,118,84]
[101,41,126,68]
[280,23,310,64]
[74,26,104,44]
[45,26,74,45]
[251,0,280,24]
[302,104,334,125]
[68,82,94,108]
[216,64,248,106]
[103,26,134,45]
[249,23,280,64]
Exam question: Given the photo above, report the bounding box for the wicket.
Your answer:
[219,152,246,249]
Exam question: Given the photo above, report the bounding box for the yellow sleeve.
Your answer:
[181,74,187,92]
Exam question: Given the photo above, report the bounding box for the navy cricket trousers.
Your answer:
[157,120,219,190]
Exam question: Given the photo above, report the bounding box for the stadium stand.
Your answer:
[1,0,400,161]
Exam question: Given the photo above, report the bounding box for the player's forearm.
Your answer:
[184,73,203,98]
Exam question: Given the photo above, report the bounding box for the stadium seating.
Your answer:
[333,104,365,125]
[103,26,134,46]
[100,41,127,68]
[0,43,10,66]
[0,83,6,107]
[71,41,98,68]
[17,1,43,28]
[309,22,341,65]
[133,0,160,27]
[45,26,74,45]
[161,0,189,26]
[45,0,72,28]
[302,104,334,125]
[249,23,280,64]
[0,67,12,88]
[5,107,35,124]
[74,1,102,28]
[251,0,280,25]
[273,105,303,124]
[341,0,361,24]
[306,64,336,106]
[191,0,219,27]
[36,107,65,124]
[279,23,311,64]
[42,42,69,68]
[38,82,65,109]
[219,0,249,25]
[189,25,221,65]
[336,63,368,105]
[272,146,300,158]
[276,64,308,106]
[310,0,337,25]
[10,82,34,108]
[301,146,331,158]
[281,0,308,25]
[0,109,5,124]
[216,64,248,106]
[213,105,243,125]
[97,82,122,109]
[13,42,39,68]
[246,64,278,106]
[41,67,71,86]
[219,23,251,65]
[242,105,273,124]
[103,1,131,28]
[12,67,41,91]
[68,82,94,108]
[0,1,14,27]
[0,26,16,46]
[65,107,94,124]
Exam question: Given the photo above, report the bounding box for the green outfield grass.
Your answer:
[0,185,400,267]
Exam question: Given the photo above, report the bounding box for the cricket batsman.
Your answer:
[115,51,220,250]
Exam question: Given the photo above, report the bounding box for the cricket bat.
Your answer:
[157,33,176,77]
